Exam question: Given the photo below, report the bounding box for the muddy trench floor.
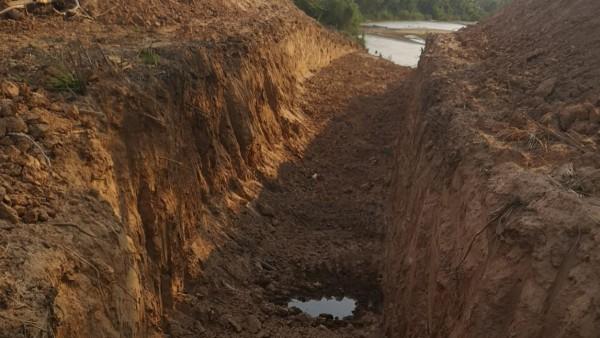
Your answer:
[169,53,409,338]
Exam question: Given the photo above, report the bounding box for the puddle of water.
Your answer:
[288,297,357,319]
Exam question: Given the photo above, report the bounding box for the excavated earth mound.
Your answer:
[385,0,600,337]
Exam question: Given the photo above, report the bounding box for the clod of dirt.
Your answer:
[0,81,19,98]
[558,103,595,131]
[225,316,243,333]
[245,315,262,333]
[0,202,19,223]
[534,77,557,98]
[2,116,28,133]
[255,201,275,217]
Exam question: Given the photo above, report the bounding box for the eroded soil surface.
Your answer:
[4,0,600,337]
[384,0,600,336]
[170,53,409,337]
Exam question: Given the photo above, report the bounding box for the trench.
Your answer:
[3,1,599,337]
[0,14,414,337]
[167,53,410,337]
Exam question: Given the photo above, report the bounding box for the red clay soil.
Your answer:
[6,0,600,337]
[0,1,411,336]
[384,0,600,337]
[172,53,408,338]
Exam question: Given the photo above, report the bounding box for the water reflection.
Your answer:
[363,21,466,67]
[365,34,424,68]
[288,297,357,319]
[364,20,466,31]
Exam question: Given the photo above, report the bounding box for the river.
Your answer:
[363,21,466,68]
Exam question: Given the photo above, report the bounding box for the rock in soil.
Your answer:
[2,116,27,133]
[0,202,19,223]
[1,81,19,98]
[246,315,262,333]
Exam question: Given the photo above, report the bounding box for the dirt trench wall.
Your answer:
[384,33,600,338]
[101,25,351,336]
[0,15,352,338]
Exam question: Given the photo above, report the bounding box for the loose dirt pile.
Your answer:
[0,0,412,337]
[385,0,600,337]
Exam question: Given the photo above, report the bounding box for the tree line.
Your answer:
[294,0,511,34]
[355,0,511,20]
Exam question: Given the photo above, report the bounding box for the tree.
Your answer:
[294,0,323,19]
[294,0,511,32]
[321,0,362,34]
[353,0,510,20]
[294,0,362,35]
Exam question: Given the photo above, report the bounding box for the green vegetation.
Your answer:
[139,48,161,66]
[477,0,511,14]
[355,0,512,21]
[294,0,363,35]
[294,0,511,33]
[48,69,86,95]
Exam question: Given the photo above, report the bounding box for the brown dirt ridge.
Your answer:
[2,0,600,337]
[384,0,600,337]
[0,0,410,337]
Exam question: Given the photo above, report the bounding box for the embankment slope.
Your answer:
[0,1,354,337]
[385,0,600,337]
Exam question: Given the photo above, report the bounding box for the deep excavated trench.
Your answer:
[166,53,410,337]
[2,0,600,337]
[0,2,410,335]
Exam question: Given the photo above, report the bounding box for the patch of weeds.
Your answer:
[48,69,87,95]
[527,133,549,152]
[139,48,160,66]
[40,41,94,96]
[7,74,28,84]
